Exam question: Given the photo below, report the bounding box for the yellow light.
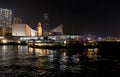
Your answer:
[2,39,7,43]
[37,22,42,36]
[88,40,94,43]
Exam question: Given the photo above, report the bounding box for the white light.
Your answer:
[63,40,67,44]
[18,41,21,43]
[87,38,91,40]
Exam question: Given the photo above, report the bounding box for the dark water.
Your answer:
[0,45,120,77]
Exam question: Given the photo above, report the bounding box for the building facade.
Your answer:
[13,17,22,24]
[43,13,49,36]
[49,24,63,35]
[0,27,12,36]
[37,22,42,36]
[0,8,12,35]
[0,8,12,27]
[12,24,37,36]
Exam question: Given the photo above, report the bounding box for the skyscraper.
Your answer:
[43,13,49,36]
[0,8,12,27]
[0,8,12,35]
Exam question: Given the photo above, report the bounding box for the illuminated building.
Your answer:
[0,27,12,36]
[0,8,12,27]
[12,24,37,36]
[0,8,12,35]
[37,22,42,36]
[13,17,22,24]
[49,24,63,35]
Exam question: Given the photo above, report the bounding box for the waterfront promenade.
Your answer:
[0,36,120,49]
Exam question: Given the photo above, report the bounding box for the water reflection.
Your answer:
[0,45,115,77]
[85,48,99,61]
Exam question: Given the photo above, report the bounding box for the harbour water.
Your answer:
[0,45,120,77]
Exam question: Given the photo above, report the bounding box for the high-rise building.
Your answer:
[0,8,12,27]
[43,13,49,36]
[13,17,22,24]
[0,8,12,35]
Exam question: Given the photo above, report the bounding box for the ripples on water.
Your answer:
[0,45,119,77]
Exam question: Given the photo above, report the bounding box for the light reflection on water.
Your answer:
[0,45,119,77]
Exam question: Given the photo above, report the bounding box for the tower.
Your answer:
[43,13,49,36]
[37,22,42,36]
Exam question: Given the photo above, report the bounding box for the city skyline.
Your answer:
[0,0,120,36]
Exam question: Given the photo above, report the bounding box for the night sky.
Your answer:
[0,0,120,36]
